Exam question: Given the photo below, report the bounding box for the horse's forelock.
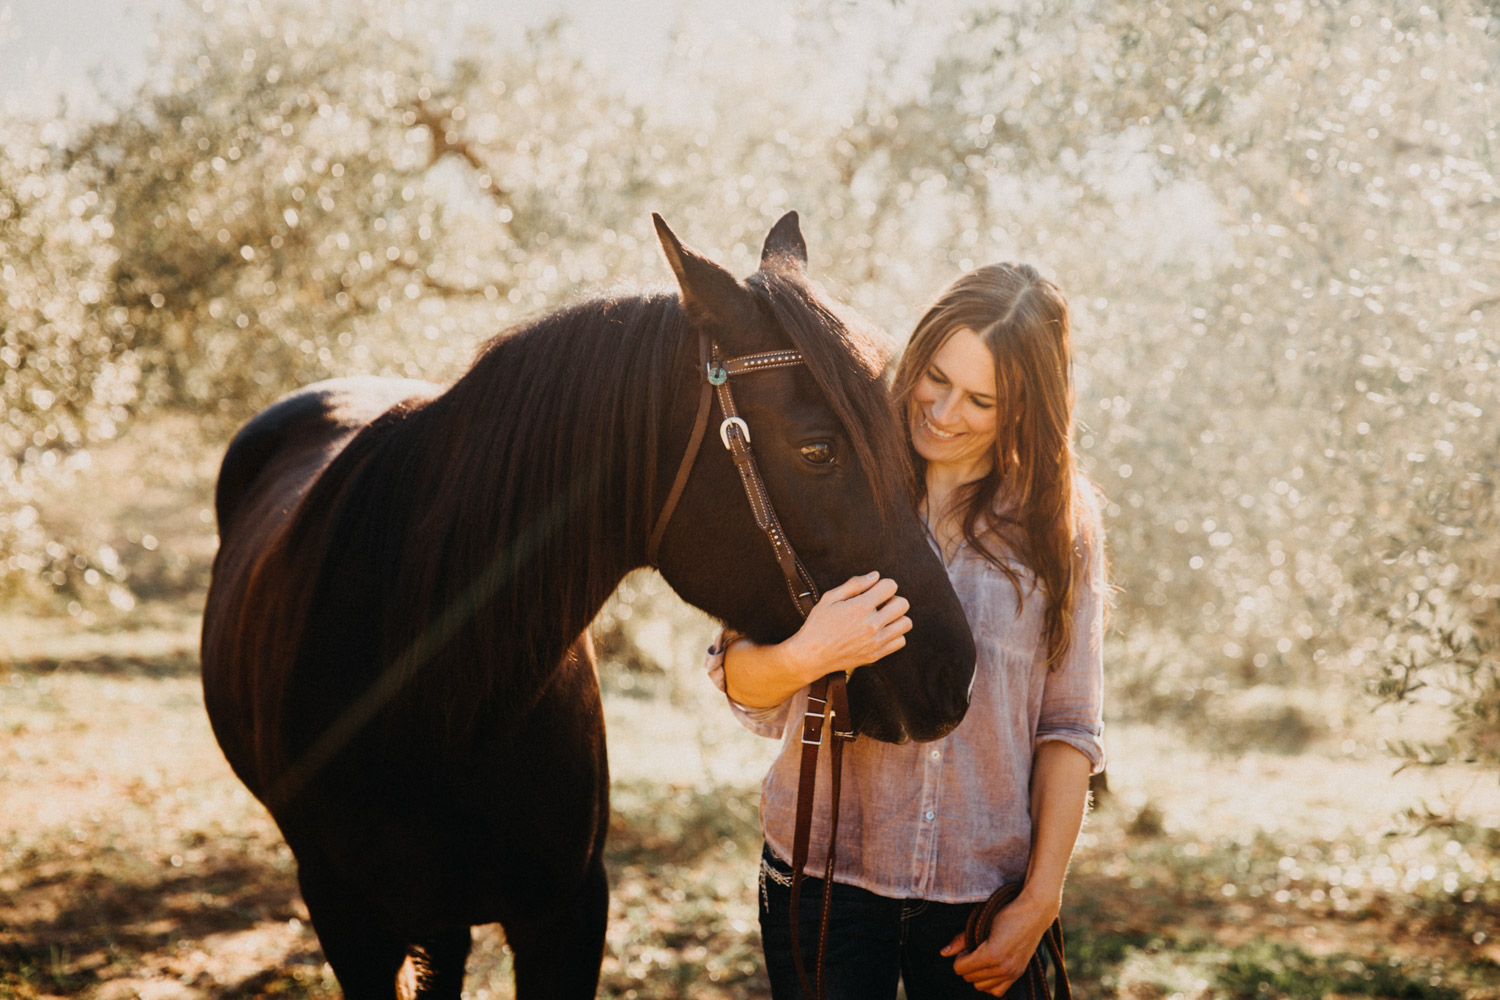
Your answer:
[746,271,915,520]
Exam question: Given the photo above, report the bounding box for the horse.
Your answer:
[199,212,977,998]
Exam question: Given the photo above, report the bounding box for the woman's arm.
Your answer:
[943,741,1092,996]
[723,571,912,708]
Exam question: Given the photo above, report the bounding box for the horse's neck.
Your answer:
[410,312,679,639]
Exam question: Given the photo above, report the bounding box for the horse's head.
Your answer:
[651,213,976,743]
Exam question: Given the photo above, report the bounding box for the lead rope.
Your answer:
[963,882,1073,1000]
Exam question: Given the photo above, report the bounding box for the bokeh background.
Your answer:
[2,1,1497,997]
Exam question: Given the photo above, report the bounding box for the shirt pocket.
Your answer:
[962,558,1044,654]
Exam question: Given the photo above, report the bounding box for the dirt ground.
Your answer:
[2,623,1498,999]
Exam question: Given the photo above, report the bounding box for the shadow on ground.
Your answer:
[0,843,331,998]
[5,649,201,679]
[3,647,1496,999]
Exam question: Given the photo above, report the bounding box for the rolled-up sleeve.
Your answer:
[705,628,795,739]
[1034,521,1106,773]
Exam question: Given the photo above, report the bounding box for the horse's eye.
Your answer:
[800,442,836,466]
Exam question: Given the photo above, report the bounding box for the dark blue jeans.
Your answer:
[758,844,1034,1000]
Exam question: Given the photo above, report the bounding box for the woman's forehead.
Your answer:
[932,327,996,396]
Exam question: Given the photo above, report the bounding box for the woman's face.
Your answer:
[907,326,999,482]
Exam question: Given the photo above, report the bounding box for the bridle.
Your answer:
[647,327,854,1000]
[647,328,819,616]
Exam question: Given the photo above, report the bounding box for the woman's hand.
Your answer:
[941,743,1092,995]
[782,572,912,682]
[940,891,1056,996]
[721,572,910,708]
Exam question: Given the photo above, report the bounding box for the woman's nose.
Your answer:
[931,389,959,423]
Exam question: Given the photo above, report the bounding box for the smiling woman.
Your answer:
[711,262,1106,999]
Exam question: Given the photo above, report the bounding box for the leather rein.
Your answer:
[647,328,852,1000]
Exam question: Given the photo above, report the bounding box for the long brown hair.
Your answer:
[892,263,1100,669]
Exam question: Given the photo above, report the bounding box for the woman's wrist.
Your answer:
[723,571,904,705]
[776,630,821,686]
[724,634,816,708]
[1014,880,1062,924]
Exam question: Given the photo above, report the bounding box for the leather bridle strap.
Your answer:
[645,331,715,566]
[645,328,850,1000]
[709,343,820,617]
[646,330,811,590]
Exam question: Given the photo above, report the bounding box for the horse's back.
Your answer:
[215,376,441,536]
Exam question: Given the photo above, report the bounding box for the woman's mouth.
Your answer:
[920,417,960,440]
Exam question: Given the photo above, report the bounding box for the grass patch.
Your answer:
[599,782,768,998]
[608,780,762,868]
[5,658,1496,1000]
[1217,942,1468,999]
[0,942,84,999]
[1065,933,1489,999]
[4,648,201,679]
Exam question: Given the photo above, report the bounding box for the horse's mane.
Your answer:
[277,269,911,747]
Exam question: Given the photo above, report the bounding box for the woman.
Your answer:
[706,263,1106,999]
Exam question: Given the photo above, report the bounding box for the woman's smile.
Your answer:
[917,417,961,440]
[924,419,960,440]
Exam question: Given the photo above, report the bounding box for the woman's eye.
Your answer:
[800,442,836,465]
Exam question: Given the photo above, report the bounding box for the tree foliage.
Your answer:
[2,0,1496,765]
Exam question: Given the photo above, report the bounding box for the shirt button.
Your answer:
[930,750,941,761]
[924,810,936,821]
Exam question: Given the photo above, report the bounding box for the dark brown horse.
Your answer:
[200,214,976,998]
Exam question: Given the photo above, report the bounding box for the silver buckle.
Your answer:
[719,416,750,449]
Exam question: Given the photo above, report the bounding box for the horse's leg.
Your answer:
[404,931,472,999]
[505,855,608,1000]
[297,862,407,999]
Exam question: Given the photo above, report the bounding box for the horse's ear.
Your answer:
[760,211,808,272]
[653,213,744,322]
